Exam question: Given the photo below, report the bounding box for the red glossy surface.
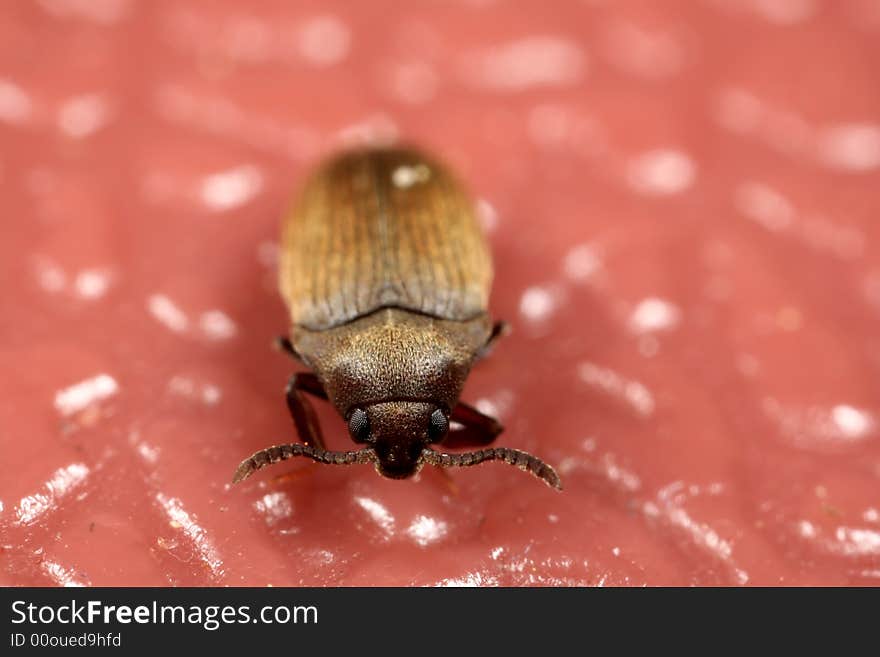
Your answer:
[2,1,880,586]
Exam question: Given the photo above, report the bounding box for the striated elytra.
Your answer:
[232,146,561,490]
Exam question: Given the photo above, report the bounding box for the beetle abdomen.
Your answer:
[280,147,492,330]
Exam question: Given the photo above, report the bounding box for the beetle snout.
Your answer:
[373,439,425,479]
[362,401,435,479]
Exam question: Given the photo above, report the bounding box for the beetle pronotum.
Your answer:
[232,146,561,490]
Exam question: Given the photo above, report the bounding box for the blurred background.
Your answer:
[1,0,879,586]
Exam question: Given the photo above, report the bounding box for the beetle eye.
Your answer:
[427,409,449,442]
[348,408,371,442]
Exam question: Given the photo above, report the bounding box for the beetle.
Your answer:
[232,146,561,490]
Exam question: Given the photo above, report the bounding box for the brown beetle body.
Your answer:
[233,147,561,489]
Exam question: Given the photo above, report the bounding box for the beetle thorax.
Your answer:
[291,308,491,414]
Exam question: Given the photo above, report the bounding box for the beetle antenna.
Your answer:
[232,444,376,484]
[420,447,562,490]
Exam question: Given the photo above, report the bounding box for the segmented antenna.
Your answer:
[420,447,562,490]
[232,444,377,484]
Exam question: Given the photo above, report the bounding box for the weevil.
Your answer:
[232,146,561,490]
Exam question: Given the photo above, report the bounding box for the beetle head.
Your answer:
[348,401,448,479]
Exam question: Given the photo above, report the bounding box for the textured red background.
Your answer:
[2,0,880,586]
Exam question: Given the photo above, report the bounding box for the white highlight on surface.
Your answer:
[199,310,238,340]
[750,0,818,25]
[527,103,572,146]
[578,362,655,417]
[155,493,224,578]
[602,21,684,79]
[406,515,449,547]
[354,496,395,537]
[33,257,67,293]
[337,113,399,147]
[37,0,133,25]
[168,376,222,406]
[147,294,189,333]
[437,572,500,587]
[54,374,119,417]
[831,404,873,439]
[387,60,437,104]
[200,165,263,212]
[0,78,32,124]
[257,241,280,267]
[651,481,749,584]
[57,93,110,138]
[735,181,795,231]
[715,87,763,134]
[799,520,817,538]
[763,398,875,446]
[463,37,586,91]
[519,285,562,323]
[254,491,294,526]
[629,297,681,334]
[391,164,431,189]
[297,15,351,67]
[815,123,880,172]
[74,268,112,299]
[15,463,90,525]
[564,244,601,282]
[42,560,88,587]
[833,527,880,556]
[476,199,499,233]
[600,453,642,492]
[864,508,880,523]
[136,441,160,465]
[626,149,696,196]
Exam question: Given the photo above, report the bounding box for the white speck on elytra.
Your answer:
[391,164,431,189]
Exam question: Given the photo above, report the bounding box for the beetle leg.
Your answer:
[285,372,329,449]
[476,320,509,360]
[442,402,503,448]
[274,335,303,362]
